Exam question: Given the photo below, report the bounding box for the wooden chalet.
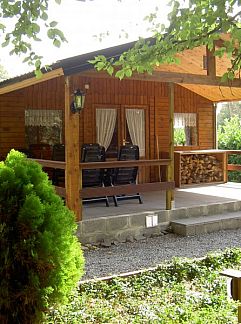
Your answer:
[1,38,241,221]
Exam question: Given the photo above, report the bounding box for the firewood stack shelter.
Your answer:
[0,37,241,221]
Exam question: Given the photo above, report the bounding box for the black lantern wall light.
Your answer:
[70,84,89,113]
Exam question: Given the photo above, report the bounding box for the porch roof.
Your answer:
[0,38,241,102]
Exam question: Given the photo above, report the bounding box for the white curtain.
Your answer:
[25,109,63,127]
[96,108,117,150]
[174,113,196,127]
[125,109,145,157]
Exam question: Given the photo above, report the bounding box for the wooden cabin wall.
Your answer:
[0,90,25,159]
[173,84,214,151]
[0,77,65,159]
[24,77,65,110]
[0,75,214,184]
[72,76,214,182]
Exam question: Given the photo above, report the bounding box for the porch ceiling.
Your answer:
[178,83,241,102]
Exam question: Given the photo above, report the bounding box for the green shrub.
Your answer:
[0,150,84,324]
[218,116,241,182]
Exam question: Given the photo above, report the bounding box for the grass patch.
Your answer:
[46,248,241,323]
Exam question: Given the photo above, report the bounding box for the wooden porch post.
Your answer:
[166,82,175,210]
[64,76,81,221]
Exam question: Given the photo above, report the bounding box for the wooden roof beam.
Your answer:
[206,45,216,78]
[80,69,241,87]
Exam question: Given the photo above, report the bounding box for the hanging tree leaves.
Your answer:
[90,0,241,80]
[1,0,241,79]
[0,0,67,77]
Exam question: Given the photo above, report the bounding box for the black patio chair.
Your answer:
[52,144,65,186]
[81,143,109,207]
[111,144,143,206]
[16,148,34,158]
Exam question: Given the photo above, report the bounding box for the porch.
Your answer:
[82,182,241,220]
[77,182,241,244]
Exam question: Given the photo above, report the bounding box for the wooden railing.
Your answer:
[34,158,175,212]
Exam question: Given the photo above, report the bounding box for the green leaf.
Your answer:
[2,39,10,47]
[115,70,125,80]
[96,61,105,71]
[41,12,48,21]
[47,29,55,40]
[53,39,61,48]
[221,73,228,83]
[35,59,41,68]
[125,69,132,77]
[107,65,114,75]
[49,21,58,28]
[0,23,5,31]
[34,68,42,78]
[32,23,40,33]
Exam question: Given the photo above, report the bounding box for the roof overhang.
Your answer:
[0,68,64,95]
[0,37,241,103]
[178,84,241,102]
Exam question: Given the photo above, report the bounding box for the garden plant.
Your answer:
[47,248,241,323]
[218,115,241,182]
[0,150,84,324]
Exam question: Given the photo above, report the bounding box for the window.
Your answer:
[25,109,63,146]
[174,113,197,146]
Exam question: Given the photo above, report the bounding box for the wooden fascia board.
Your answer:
[0,68,64,95]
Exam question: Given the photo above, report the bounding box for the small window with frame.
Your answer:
[25,109,63,146]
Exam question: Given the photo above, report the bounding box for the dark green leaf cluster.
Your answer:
[0,149,84,324]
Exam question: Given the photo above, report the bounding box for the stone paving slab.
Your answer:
[171,211,241,236]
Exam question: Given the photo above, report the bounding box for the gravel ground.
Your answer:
[82,228,241,280]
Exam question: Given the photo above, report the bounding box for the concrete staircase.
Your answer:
[171,202,241,236]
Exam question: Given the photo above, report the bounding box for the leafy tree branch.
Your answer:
[90,0,241,80]
[0,0,66,77]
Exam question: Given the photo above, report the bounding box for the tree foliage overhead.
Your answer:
[0,0,66,77]
[1,1,241,79]
[217,101,241,127]
[90,0,241,80]
[0,64,8,81]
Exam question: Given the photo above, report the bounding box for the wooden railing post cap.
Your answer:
[220,269,241,279]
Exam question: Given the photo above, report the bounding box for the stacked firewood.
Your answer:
[181,154,223,185]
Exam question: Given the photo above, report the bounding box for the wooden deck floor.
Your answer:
[82,182,241,220]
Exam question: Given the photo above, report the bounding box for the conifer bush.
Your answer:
[0,150,84,324]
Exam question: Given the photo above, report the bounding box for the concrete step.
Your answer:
[171,211,241,236]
